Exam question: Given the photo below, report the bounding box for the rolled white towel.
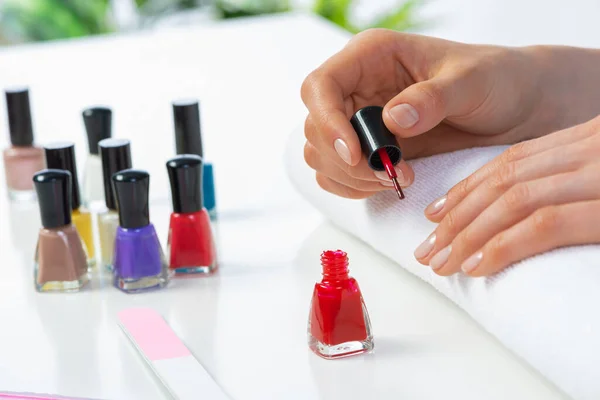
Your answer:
[285,125,600,400]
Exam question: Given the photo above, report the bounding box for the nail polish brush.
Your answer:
[350,106,405,200]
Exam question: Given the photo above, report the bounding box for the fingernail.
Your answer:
[380,181,394,187]
[374,167,407,185]
[426,195,447,215]
[414,233,436,259]
[429,245,452,270]
[389,104,419,129]
[334,138,352,165]
[462,252,483,273]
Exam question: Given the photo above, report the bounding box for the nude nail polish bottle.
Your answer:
[33,169,89,292]
[98,138,131,270]
[166,154,217,274]
[82,107,112,208]
[2,88,45,201]
[308,250,374,359]
[173,100,217,219]
[112,169,169,293]
[44,142,95,267]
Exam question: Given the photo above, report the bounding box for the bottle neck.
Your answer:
[321,250,349,281]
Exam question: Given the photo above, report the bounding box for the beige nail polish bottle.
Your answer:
[98,138,132,270]
[82,107,112,208]
[2,88,45,201]
[33,169,89,292]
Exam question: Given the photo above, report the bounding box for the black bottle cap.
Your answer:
[44,142,82,210]
[350,106,402,171]
[99,138,132,210]
[173,100,203,157]
[5,87,34,146]
[112,169,150,229]
[33,169,72,229]
[83,106,112,155]
[166,154,203,214]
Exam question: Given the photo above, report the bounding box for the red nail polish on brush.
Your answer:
[351,106,405,199]
[166,155,217,274]
[308,250,373,359]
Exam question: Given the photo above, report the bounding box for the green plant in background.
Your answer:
[314,0,422,33]
[0,0,113,42]
[0,0,423,44]
[215,0,290,18]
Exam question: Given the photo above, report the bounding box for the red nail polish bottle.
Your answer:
[308,250,374,359]
[166,155,217,274]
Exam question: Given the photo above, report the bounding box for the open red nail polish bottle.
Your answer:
[308,250,374,359]
[166,154,217,274]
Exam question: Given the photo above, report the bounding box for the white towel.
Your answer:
[285,126,600,400]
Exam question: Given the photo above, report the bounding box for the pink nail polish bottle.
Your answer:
[2,88,45,201]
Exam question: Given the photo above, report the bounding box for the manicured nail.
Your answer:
[374,167,406,185]
[429,245,452,270]
[389,104,419,129]
[414,233,436,259]
[461,252,483,273]
[380,181,394,187]
[334,138,352,165]
[426,195,447,216]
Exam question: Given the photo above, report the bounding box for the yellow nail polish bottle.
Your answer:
[72,207,94,265]
[44,142,96,267]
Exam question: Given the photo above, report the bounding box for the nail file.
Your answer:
[0,393,100,399]
[117,308,229,400]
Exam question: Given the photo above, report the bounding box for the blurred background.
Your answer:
[0,0,425,45]
[3,0,600,47]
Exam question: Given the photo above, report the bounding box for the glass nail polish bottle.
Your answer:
[2,88,45,201]
[166,155,217,274]
[173,100,217,219]
[44,142,95,267]
[308,250,374,359]
[33,169,89,292]
[98,138,132,270]
[82,107,112,208]
[112,169,169,293]
[203,163,217,220]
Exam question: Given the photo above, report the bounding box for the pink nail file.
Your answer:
[0,394,100,399]
[117,308,230,400]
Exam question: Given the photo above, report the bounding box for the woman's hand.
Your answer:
[301,29,549,199]
[415,116,600,276]
[301,29,600,199]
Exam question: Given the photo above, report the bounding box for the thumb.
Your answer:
[383,76,461,138]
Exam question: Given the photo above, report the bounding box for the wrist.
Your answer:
[521,45,600,137]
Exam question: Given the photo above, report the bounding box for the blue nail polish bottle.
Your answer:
[202,163,217,220]
[172,99,217,219]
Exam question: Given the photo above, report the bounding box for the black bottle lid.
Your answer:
[166,154,203,214]
[44,142,82,210]
[5,87,34,146]
[112,169,150,229]
[33,169,72,229]
[83,106,112,155]
[350,106,402,171]
[99,138,132,210]
[173,99,203,157]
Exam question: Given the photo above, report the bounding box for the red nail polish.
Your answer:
[166,155,217,274]
[308,250,373,359]
[351,106,405,200]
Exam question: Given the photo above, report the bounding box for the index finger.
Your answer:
[300,54,362,166]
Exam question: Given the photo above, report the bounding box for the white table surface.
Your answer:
[0,11,579,400]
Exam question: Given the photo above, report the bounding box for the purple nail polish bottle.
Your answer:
[112,169,169,293]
